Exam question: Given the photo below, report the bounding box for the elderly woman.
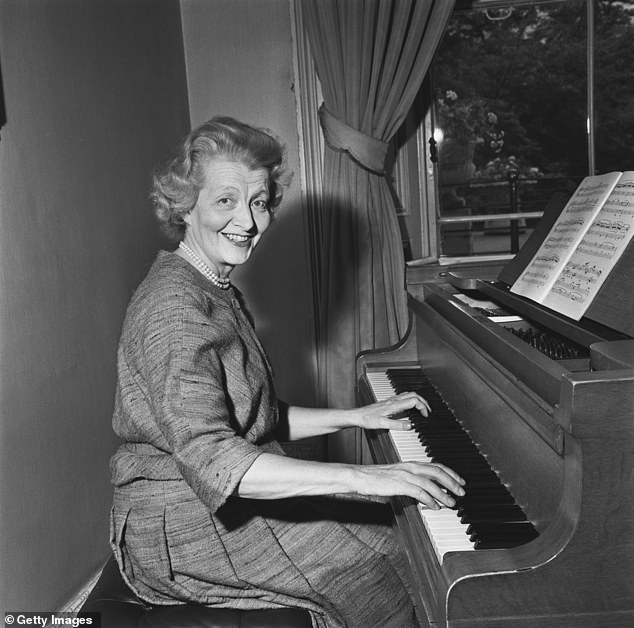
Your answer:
[110,116,464,628]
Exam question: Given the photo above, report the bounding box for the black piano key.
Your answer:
[434,460,497,475]
[465,475,505,493]
[457,489,514,502]
[473,535,538,550]
[471,521,539,549]
[470,531,537,545]
[460,511,528,524]
[386,367,539,550]
[427,449,487,459]
[458,503,526,519]
[467,521,538,540]
[457,492,515,506]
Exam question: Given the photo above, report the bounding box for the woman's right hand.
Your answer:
[354,461,466,510]
[237,453,465,506]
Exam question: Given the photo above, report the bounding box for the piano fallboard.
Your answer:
[356,273,634,627]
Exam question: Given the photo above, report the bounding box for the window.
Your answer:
[395,0,634,262]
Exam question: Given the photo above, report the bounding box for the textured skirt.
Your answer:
[110,478,418,628]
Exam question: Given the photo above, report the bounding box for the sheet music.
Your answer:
[542,172,634,319]
[510,172,623,302]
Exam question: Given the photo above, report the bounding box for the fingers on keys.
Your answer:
[389,391,430,417]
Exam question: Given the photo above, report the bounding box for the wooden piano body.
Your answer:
[356,238,634,626]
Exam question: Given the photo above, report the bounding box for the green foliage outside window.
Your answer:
[433,0,634,180]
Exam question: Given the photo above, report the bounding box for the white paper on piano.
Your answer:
[489,315,524,323]
[453,293,500,312]
[510,171,634,319]
[453,293,514,317]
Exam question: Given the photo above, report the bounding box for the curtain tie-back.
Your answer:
[318,104,388,175]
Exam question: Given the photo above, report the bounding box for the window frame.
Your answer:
[404,0,597,264]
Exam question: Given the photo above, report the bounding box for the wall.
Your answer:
[0,0,190,612]
[180,0,318,408]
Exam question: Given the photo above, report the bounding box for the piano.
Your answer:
[356,195,634,627]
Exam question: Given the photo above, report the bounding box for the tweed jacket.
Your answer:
[110,251,284,513]
[108,252,418,628]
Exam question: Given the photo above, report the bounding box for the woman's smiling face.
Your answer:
[183,157,272,277]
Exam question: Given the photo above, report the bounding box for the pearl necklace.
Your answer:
[178,242,231,289]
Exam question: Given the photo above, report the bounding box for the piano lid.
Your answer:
[496,191,634,338]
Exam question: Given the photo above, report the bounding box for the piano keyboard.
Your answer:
[366,367,538,564]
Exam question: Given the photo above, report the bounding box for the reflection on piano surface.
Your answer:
[356,256,634,627]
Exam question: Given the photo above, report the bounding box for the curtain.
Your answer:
[300,0,455,415]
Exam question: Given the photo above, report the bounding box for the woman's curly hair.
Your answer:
[151,116,289,242]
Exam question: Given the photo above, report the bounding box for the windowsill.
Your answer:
[407,253,514,267]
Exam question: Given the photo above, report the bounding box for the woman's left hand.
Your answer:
[348,392,430,432]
